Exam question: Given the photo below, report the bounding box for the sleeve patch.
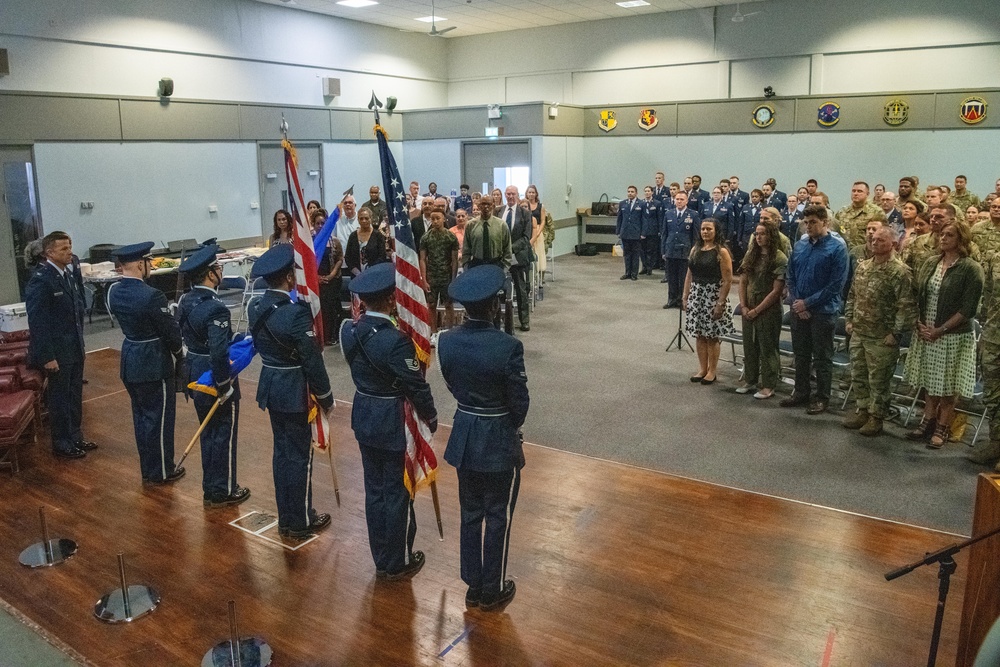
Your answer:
[405,358,419,372]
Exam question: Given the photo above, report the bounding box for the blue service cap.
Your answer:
[348,261,396,297]
[178,244,220,274]
[448,264,505,305]
[112,242,155,263]
[250,243,295,279]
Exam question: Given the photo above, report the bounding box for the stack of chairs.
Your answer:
[0,330,45,473]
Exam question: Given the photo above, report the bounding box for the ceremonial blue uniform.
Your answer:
[782,209,803,245]
[454,193,473,214]
[727,188,750,217]
[765,189,787,211]
[734,203,762,269]
[25,258,87,455]
[640,198,663,273]
[701,200,734,244]
[440,264,529,609]
[177,283,242,501]
[340,277,437,576]
[689,187,711,208]
[615,197,643,279]
[250,287,333,534]
[107,264,184,482]
[652,185,672,208]
[661,207,701,307]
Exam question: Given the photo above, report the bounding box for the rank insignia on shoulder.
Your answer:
[305,330,315,337]
[405,358,419,372]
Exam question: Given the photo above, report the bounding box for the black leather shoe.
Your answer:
[465,587,482,608]
[779,394,810,408]
[75,440,98,451]
[386,551,425,581]
[204,486,251,508]
[660,278,669,283]
[144,466,186,485]
[279,512,332,539]
[630,275,638,281]
[54,447,86,459]
[806,401,828,415]
[480,580,516,611]
[620,274,630,280]
[519,325,530,332]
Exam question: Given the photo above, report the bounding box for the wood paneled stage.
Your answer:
[0,349,969,665]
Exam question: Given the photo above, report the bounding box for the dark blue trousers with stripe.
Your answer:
[267,411,315,532]
[194,392,239,498]
[457,467,521,596]
[125,379,177,481]
[359,444,416,574]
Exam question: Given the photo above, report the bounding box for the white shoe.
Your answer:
[753,390,774,400]
[735,385,754,394]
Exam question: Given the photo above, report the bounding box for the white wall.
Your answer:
[33,142,262,256]
[400,140,462,196]
[322,141,404,205]
[0,0,449,109]
[446,0,1000,105]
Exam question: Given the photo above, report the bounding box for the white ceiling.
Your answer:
[254,0,756,37]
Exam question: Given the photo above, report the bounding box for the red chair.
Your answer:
[0,372,36,473]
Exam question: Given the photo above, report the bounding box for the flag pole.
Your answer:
[327,444,341,507]
[430,480,444,541]
[177,398,221,468]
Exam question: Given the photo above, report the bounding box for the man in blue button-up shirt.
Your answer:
[781,205,849,415]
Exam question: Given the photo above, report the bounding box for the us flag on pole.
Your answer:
[282,137,330,452]
[373,122,438,497]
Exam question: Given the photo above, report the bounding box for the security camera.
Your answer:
[764,86,775,98]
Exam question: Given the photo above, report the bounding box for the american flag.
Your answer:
[283,138,330,452]
[373,122,438,497]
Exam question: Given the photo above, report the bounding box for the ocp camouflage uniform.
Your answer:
[951,191,981,214]
[836,202,886,252]
[972,221,1000,265]
[844,255,915,419]
[902,233,982,274]
[972,254,1000,465]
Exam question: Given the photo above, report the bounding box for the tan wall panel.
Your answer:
[404,107,489,140]
[583,105,678,137]
[239,106,332,141]
[330,109,363,140]
[792,94,937,132]
[0,95,121,141]
[677,98,795,135]
[120,100,240,140]
[934,92,1000,130]
[541,105,585,137]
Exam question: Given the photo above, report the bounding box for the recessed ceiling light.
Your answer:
[415,15,447,23]
[617,0,650,7]
[336,0,378,7]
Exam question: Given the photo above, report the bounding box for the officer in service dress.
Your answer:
[107,242,185,483]
[639,186,662,274]
[438,265,529,611]
[616,186,643,281]
[340,262,438,580]
[661,191,701,308]
[248,244,333,539]
[177,244,250,507]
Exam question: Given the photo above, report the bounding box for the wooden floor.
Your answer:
[0,348,970,666]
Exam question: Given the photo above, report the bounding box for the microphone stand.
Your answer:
[665,306,693,352]
[884,522,1000,667]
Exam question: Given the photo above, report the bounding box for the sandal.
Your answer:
[927,423,950,449]
[906,417,936,441]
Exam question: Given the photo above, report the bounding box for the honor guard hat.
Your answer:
[250,243,295,279]
[112,241,155,263]
[348,261,396,297]
[178,244,220,274]
[448,265,505,306]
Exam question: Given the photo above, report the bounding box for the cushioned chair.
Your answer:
[0,372,37,473]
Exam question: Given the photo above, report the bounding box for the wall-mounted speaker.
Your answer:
[386,96,397,114]
[0,49,9,77]
[158,77,174,97]
[323,77,341,97]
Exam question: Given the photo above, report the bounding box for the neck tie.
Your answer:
[482,218,491,262]
[505,208,513,229]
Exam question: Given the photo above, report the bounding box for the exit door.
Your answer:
[258,143,323,237]
[0,147,42,304]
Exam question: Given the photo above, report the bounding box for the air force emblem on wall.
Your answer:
[960,97,987,125]
[817,102,840,127]
[638,108,658,131]
[883,99,909,126]
[598,110,617,132]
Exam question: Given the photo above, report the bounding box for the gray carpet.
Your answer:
[81,256,981,535]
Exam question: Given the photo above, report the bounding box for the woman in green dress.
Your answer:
[737,219,788,399]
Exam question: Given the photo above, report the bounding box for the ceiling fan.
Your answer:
[731,2,762,22]
[427,0,456,37]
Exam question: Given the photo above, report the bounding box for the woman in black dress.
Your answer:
[682,218,735,384]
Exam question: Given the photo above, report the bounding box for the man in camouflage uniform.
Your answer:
[972,199,1000,265]
[843,226,916,436]
[419,210,460,344]
[897,177,919,208]
[950,175,980,214]
[973,241,1000,465]
[836,181,886,252]
[902,203,980,273]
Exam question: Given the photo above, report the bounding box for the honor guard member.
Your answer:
[107,242,185,483]
[177,245,250,507]
[340,262,438,580]
[248,244,333,539]
[439,265,529,611]
[25,231,96,458]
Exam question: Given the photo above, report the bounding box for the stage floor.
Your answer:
[0,349,967,666]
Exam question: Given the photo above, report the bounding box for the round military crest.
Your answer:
[960,96,987,125]
[817,102,840,127]
[598,110,617,132]
[751,104,775,128]
[883,99,909,126]
[638,108,658,131]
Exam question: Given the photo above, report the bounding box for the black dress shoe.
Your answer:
[519,325,530,332]
[779,394,810,408]
[54,447,86,459]
[204,486,251,508]
[806,400,828,415]
[465,587,482,608]
[75,440,98,451]
[620,274,630,280]
[660,278,669,283]
[144,466,186,485]
[480,580,516,611]
[700,376,716,385]
[279,512,332,539]
[386,551,425,581]
[630,275,638,281]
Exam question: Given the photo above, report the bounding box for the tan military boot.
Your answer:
[843,409,869,430]
[969,439,1000,465]
[859,416,883,437]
